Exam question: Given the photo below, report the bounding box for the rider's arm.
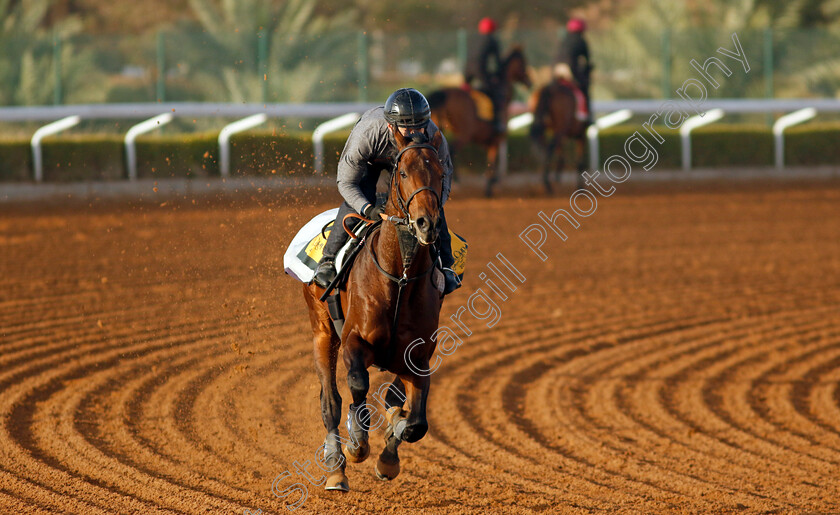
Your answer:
[434,127,454,206]
[336,114,379,215]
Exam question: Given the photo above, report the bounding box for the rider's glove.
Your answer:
[363,203,386,221]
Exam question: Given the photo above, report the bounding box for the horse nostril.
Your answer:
[416,216,428,230]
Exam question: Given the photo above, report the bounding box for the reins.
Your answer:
[373,141,443,360]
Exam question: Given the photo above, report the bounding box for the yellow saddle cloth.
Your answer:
[469,90,495,122]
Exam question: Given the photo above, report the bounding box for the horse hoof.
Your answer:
[325,471,350,492]
[345,440,370,463]
[375,458,400,481]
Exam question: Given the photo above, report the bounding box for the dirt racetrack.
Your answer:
[2,177,840,514]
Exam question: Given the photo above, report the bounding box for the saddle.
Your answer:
[468,89,495,122]
[282,207,371,285]
[554,78,589,121]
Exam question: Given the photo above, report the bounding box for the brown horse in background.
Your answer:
[427,46,531,197]
[529,81,588,192]
[302,129,446,492]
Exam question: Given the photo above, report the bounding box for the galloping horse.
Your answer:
[302,129,446,492]
[427,46,531,197]
[529,80,588,192]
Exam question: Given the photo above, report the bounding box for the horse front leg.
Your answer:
[543,138,556,194]
[375,373,429,481]
[484,145,500,198]
[343,333,374,465]
[554,134,566,187]
[400,373,430,443]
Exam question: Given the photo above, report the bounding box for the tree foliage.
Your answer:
[0,0,105,105]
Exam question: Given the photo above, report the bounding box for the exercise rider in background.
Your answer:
[555,17,593,124]
[312,88,461,295]
[465,17,506,133]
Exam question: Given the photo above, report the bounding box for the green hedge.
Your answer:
[0,129,349,182]
[1,123,838,182]
[597,124,775,169]
[447,122,837,172]
[135,132,218,179]
[0,137,31,181]
[785,123,840,166]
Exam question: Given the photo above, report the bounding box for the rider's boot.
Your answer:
[314,255,337,288]
[438,219,461,295]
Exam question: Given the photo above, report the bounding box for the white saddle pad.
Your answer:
[284,208,363,284]
[284,208,338,283]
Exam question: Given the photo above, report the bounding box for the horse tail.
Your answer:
[529,85,551,143]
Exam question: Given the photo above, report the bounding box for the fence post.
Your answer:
[587,109,633,172]
[773,107,816,170]
[258,30,269,103]
[680,108,725,170]
[32,116,81,182]
[457,29,468,77]
[764,28,774,100]
[357,32,368,102]
[661,29,671,99]
[156,32,166,102]
[313,112,361,174]
[53,33,62,105]
[764,28,774,125]
[218,114,268,177]
[125,113,174,180]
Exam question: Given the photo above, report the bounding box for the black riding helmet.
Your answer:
[383,88,431,128]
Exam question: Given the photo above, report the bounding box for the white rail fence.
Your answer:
[4,99,839,182]
[125,113,173,181]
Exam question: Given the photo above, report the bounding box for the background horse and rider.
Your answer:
[529,64,589,193]
[529,17,593,193]
[302,128,447,492]
[427,46,531,197]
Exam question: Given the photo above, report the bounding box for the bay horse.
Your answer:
[427,46,531,197]
[529,80,588,193]
[302,128,446,492]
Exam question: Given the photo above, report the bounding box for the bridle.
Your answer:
[368,141,445,350]
[386,142,442,239]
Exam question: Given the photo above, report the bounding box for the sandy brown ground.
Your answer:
[2,177,840,514]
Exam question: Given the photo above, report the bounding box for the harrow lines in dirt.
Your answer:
[3,334,255,512]
[423,318,709,509]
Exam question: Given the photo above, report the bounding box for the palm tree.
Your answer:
[0,0,104,105]
[178,0,357,103]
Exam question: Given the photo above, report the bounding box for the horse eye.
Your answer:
[399,169,407,179]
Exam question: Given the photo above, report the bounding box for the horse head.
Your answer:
[504,46,532,89]
[389,129,445,247]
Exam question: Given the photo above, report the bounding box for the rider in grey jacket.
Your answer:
[313,88,461,295]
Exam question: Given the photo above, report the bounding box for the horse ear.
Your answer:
[431,128,443,149]
[392,126,408,148]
